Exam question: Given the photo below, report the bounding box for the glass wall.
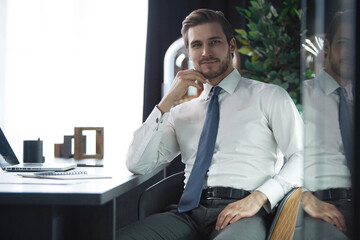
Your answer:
[301,0,356,239]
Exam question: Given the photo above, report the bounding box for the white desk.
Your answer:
[0,163,165,240]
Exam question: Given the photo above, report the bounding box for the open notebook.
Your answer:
[0,128,76,172]
[17,170,112,180]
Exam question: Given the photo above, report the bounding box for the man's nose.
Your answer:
[202,45,212,57]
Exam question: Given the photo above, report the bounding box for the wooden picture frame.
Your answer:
[74,127,104,160]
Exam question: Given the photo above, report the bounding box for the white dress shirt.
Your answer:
[126,69,303,210]
[302,69,351,191]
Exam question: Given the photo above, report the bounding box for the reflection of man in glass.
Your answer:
[302,10,354,239]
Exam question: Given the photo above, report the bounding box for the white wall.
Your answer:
[1,0,148,170]
[0,0,6,127]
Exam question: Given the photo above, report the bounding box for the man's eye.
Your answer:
[337,39,350,46]
[210,40,220,45]
[191,43,201,48]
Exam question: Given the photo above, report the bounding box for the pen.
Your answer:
[77,163,104,167]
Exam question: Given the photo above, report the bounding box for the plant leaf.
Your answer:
[237,38,249,45]
[239,46,253,56]
[235,29,248,37]
[250,0,260,9]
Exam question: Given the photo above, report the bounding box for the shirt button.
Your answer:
[156,118,159,123]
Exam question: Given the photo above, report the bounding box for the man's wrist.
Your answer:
[302,191,313,203]
[158,96,175,114]
[157,103,170,115]
[253,190,268,206]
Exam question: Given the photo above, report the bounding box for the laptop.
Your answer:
[0,128,76,172]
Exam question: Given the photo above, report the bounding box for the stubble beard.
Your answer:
[329,48,353,82]
[197,52,231,80]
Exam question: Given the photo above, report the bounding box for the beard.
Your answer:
[196,52,232,80]
[328,48,354,81]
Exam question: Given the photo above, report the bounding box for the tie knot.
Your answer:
[212,86,222,96]
[337,87,351,103]
[337,87,346,95]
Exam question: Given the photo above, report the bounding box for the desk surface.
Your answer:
[0,160,168,240]
[0,164,164,206]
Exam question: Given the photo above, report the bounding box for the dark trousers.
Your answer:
[117,199,272,240]
[301,199,353,240]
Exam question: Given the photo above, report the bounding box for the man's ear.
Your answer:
[229,38,236,54]
[323,38,330,58]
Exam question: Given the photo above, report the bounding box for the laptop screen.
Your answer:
[0,128,20,169]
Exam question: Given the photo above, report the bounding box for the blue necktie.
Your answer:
[337,87,354,176]
[178,86,222,213]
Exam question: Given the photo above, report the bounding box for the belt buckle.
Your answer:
[340,189,352,201]
[212,188,222,199]
[207,196,222,200]
[206,188,221,200]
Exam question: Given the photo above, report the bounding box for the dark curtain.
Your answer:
[143,0,247,121]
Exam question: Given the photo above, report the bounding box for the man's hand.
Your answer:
[302,191,346,232]
[158,69,207,114]
[215,190,268,231]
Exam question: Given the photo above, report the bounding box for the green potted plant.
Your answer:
[235,0,303,111]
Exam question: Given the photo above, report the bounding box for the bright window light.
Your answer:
[1,0,148,171]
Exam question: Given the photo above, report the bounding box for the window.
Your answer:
[0,0,148,170]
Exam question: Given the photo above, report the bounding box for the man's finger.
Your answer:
[184,80,203,90]
[331,212,346,232]
[321,209,346,232]
[177,69,207,83]
[220,214,233,230]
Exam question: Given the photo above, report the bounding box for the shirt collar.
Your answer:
[201,68,240,100]
[316,69,340,95]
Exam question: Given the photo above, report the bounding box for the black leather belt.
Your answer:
[313,188,352,201]
[201,187,250,200]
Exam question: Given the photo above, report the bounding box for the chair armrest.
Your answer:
[267,187,302,240]
[138,171,184,220]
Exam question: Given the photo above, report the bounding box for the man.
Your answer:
[302,10,355,240]
[119,9,303,240]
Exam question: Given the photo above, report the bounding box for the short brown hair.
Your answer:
[181,9,234,48]
[326,10,354,45]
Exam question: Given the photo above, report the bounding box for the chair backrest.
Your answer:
[267,187,302,240]
[138,171,184,220]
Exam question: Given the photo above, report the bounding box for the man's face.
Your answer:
[325,23,354,83]
[186,22,235,85]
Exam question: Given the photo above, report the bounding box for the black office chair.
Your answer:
[138,172,302,239]
[138,171,185,220]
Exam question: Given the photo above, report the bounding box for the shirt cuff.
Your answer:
[256,178,285,212]
[145,106,169,131]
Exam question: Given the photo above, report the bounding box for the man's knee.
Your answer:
[210,215,268,240]
[303,214,349,240]
[117,212,198,240]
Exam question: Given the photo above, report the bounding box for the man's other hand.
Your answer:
[215,190,268,231]
[302,191,346,232]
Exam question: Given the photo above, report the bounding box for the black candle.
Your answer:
[23,139,44,163]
